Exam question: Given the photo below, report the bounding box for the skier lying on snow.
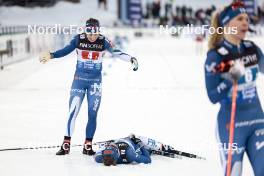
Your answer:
[94,134,196,166]
[95,134,151,165]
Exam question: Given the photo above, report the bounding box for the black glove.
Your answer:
[130,57,138,71]
[129,133,141,144]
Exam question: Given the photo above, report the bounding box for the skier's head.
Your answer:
[85,18,100,42]
[102,144,119,166]
[208,1,248,50]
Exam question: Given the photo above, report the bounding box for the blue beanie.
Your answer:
[218,1,246,27]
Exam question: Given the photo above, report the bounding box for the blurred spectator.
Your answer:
[195,8,206,25]
[260,2,264,24]
[175,6,181,17]
[152,0,161,19]
[144,0,153,19]
[181,6,190,25]
[205,5,216,17]
[98,0,107,10]
[165,0,175,18]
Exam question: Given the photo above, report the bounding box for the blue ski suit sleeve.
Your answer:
[126,144,151,164]
[104,38,132,62]
[94,151,103,163]
[51,35,78,58]
[204,50,233,104]
[256,46,264,73]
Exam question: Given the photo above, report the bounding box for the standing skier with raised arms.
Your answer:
[204,1,264,176]
[39,18,138,156]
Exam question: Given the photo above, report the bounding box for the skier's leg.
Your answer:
[56,79,85,155]
[83,80,102,155]
[86,81,102,140]
[216,108,247,176]
[246,127,264,176]
[133,135,167,151]
[65,79,85,137]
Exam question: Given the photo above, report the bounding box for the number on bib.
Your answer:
[81,51,99,60]
[245,69,253,83]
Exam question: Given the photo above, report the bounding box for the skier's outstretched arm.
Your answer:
[104,38,138,71]
[39,36,78,64]
[204,50,233,104]
[51,36,78,58]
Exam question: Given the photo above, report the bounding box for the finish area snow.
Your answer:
[1,33,264,176]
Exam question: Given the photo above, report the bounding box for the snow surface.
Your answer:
[1,31,264,176]
[1,0,264,175]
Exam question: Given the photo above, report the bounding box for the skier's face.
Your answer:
[226,13,249,41]
[87,33,99,42]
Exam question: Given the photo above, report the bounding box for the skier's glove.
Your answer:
[128,133,141,144]
[229,60,245,81]
[130,57,138,71]
[213,60,233,73]
[39,52,52,64]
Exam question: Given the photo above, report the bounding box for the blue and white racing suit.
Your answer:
[205,39,264,176]
[51,33,133,141]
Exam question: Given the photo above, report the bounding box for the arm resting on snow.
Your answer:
[94,151,103,163]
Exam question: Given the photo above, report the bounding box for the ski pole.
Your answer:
[0,144,82,152]
[226,81,238,176]
[0,139,117,152]
[0,140,118,152]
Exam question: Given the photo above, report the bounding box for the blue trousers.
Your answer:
[65,72,102,140]
[216,103,264,176]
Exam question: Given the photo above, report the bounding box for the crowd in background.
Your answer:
[143,0,264,26]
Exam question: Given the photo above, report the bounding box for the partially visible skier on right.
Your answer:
[204,1,264,176]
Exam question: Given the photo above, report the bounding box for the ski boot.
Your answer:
[83,139,95,156]
[56,136,71,155]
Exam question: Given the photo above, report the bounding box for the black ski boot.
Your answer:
[83,139,95,156]
[56,137,71,155]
